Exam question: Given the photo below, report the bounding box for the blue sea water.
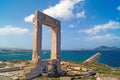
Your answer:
[0,50,120,67]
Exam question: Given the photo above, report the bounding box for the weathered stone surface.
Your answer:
[0,75,12,80]
[0,67,22,73]
[83,52,101,63]
[23,11,62,79]
[96,77,119,80]
[60,77,72,80]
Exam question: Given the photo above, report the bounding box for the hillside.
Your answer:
[94,45,120,50]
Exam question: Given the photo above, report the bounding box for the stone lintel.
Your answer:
[33,10,60,28]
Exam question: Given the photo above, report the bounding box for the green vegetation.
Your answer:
[61,61,120,78]
[83,62,120,76]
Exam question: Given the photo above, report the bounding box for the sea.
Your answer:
[0,50,120,67]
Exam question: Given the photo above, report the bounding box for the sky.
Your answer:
[0,0,120,50]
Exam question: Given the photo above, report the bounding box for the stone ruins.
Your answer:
[83,52,101,63]
[23,11,62,79]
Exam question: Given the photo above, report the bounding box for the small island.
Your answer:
[94,45,120,50]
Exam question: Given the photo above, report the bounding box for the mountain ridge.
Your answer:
[94,45,120,50]
[73,45,120,50]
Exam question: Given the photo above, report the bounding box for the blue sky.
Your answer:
[0,0,120,49]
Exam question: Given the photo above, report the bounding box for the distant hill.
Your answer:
[73,48,89,50]
[94,45,120,50]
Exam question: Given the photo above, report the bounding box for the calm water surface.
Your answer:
[0,50,120,67]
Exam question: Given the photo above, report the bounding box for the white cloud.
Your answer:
[69,24,74,28]
[76,10,85,18]
[43,0,83,20]
[86,34,120,42]
[117,6,120,11]
[78,20,120,35]
[24,14,34,23]
[0,25,29,35]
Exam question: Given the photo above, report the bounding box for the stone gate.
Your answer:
[23,11,62,79]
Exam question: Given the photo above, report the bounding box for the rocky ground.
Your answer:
[0,60,29,80]
[0,60,120,80]
[60,61,120,80]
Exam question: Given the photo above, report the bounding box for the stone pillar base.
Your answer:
[22,61,42,80]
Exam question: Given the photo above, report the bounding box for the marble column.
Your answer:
[32,11,42,61]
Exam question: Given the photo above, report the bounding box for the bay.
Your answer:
[0,50,120,67]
